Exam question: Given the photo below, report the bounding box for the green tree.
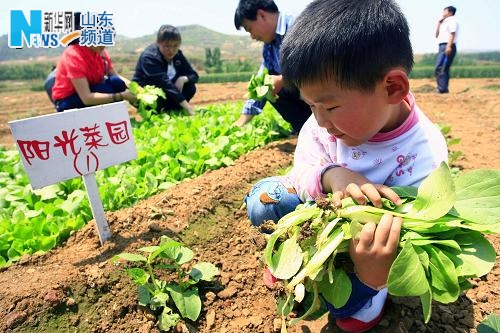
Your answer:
[204,47,223,73]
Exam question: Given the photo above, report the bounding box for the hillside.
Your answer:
[0,24,261,63]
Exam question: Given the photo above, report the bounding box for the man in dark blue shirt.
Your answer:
[234,0,311,133]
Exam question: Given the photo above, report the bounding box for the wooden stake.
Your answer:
[82,173,111,245]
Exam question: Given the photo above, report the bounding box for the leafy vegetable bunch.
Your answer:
[247,67,277,102]
[128,81,166,119]
[263,162,500,329]
[113,235,220,331]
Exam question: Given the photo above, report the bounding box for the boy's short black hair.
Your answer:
[157,24,181,43]
[234,0,279,30]
[445,6,456,15]
[281,0,414,92]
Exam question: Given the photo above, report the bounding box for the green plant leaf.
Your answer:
[59,190,87,214]
[271,233,303,280]
[452,169,500,225]
[151,292,169,309]
[442,231,496,278]
[126,267,150,286]
[158,307,180,331]
[32,184,60,200]
[113,253,147,263]
[388,241,429,296]
[407,162,456,220]
[190,262,220,282]
[318,268,351,308]
[419,290,433,323]
[478,313,500,333]
[276,294,295,317]
[168,285,202,321]
[424,245,460,303]
[255,85,269,98]
[157,236,194,264]
[138,285,151,306]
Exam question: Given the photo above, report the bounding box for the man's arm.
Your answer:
[445,31,456,56]
[435,18,443,38]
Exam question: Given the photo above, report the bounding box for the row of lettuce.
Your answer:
[0,103,290,267]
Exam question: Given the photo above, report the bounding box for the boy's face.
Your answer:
[241,9,276,43]
[300,80,401,147]
[157,40,180,61]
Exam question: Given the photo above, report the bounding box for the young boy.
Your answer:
[245,0,449,331]
[233,0,311,133]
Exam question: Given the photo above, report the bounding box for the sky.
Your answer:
[1,0,500,54]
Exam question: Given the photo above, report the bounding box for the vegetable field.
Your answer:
[0,78,499,333]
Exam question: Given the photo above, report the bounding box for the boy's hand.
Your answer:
[350,214,402,289]
[322,167,402,207]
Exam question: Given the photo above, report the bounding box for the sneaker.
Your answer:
[335,288,388,332]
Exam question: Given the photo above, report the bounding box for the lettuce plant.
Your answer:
[112,235,220,331]
[263,162,500,329]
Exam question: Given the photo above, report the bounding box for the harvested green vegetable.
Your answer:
[247,68,277,102]
[263,162,500,329]
[129,81,166,118]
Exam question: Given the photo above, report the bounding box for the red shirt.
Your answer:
[51,45,113,100]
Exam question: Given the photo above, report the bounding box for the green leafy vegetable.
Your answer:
[247,68,277,102]
[128,81,166,119]
[263,162,500,329]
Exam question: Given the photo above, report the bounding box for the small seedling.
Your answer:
[113,235,220,331]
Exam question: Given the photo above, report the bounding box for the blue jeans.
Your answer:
[435,43,457,93]
[244,176,302,227]
[55,75,127,112]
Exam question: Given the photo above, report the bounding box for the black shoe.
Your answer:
[435,88,449,94]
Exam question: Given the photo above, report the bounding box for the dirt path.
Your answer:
[0,78,499,333]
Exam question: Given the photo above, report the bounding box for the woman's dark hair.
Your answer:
[234,0,278,30]
[157,24,181,43]
[281,0,414,92]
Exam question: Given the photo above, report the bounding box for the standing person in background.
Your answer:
[52,13,136,112]
[233,0,312,134]
[132,25,198,115]
[435,5,459,94]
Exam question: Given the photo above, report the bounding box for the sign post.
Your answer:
[9,102,137,245]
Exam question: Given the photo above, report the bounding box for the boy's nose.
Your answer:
[313,109,330,128]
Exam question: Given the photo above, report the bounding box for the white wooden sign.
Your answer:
[9,102,137,189]
[9,102,137,244]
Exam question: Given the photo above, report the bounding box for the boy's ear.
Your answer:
[385,69,410,104]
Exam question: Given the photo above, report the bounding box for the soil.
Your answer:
[0,78,499,333]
